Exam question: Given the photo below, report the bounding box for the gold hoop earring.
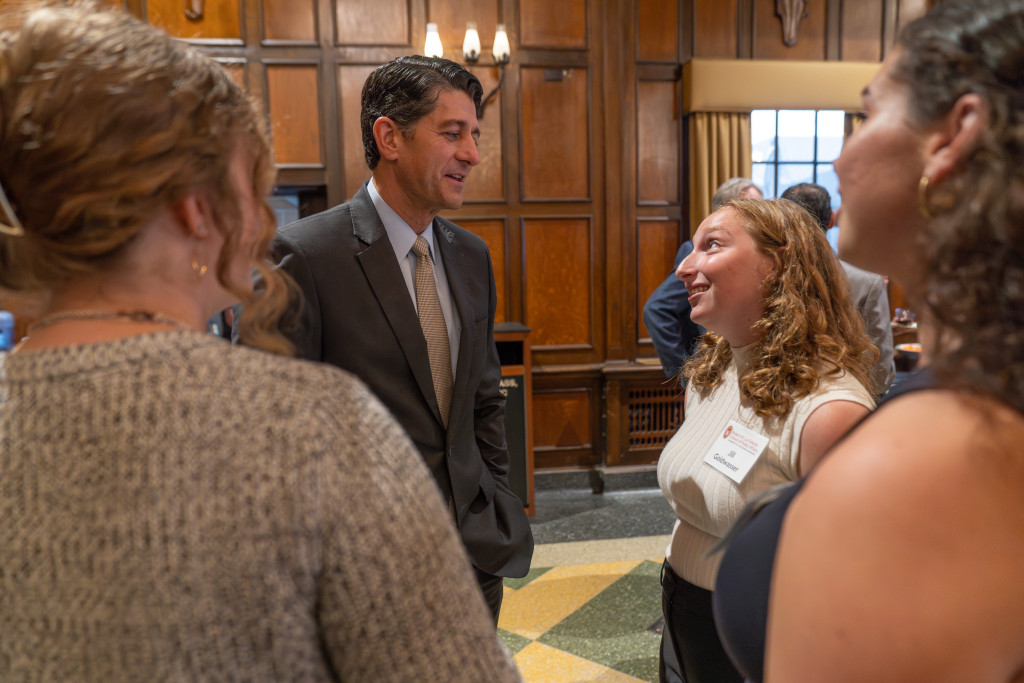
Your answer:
[918,176,933,219]
[191,257,208,279]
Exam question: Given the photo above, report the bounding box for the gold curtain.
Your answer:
[687,111,752,235]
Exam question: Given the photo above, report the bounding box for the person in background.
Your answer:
[254,55,533,622]
[657,198,874,683]
[710,177,763,213]
[781,182,894,396]
[0,5,520,680]
[644,178,762,381]
[713,1,1024,681]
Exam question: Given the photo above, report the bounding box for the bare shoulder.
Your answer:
[807,389,1024,507]
[766,390,1024,682]
[798,399,871,474]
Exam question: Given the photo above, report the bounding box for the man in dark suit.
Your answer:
[264,56,533,622]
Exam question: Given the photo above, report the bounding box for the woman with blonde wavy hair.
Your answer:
[656,198,875,683]
[0,4,519,681]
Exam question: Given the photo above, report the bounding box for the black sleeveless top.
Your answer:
[712,369,934,683]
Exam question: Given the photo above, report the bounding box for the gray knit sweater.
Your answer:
[0,332,521,681]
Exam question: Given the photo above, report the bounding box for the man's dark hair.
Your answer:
[780,183,832,233]
[360,56,483,170]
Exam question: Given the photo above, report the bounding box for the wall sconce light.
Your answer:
[462,22,482,63]
[491,24,511,64]
[424,21,512,119]
[470,23,511,119]
[424,23,444,59]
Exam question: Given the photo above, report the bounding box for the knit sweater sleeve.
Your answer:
[306,379,521,682]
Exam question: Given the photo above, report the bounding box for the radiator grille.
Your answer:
[627,387,684,449]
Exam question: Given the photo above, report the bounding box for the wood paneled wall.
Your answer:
[108,0,931,471]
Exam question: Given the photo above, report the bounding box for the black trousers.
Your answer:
[660,561,743,683]
[475,567,504,626]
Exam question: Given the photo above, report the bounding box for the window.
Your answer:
[751,109,845,211]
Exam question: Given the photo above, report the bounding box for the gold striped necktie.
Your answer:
[412,236,454,427]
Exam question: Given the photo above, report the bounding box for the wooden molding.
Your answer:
[683,57,880,112]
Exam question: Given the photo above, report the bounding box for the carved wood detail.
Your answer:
[185,0,203,21]
[776,0,808,47]
[146,0,240,40]
[754,0,824,59]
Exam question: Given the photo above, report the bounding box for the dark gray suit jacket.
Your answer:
[840,260,895,396]
[642,240,705,380]
[269,185,533,578]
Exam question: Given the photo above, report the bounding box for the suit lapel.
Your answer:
[351,188,443,425]
[436,220,473,431]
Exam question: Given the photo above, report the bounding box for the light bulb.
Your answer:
[492,24,511,64]
[424,23,444,58]
[463,22,481,63]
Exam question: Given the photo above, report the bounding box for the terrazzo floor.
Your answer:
[498,471,676,682]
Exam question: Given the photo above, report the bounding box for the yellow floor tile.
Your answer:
[499,560,641,639]
[530,536,670,567]
[515,641,647,683]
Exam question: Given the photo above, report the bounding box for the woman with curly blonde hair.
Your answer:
[656,198,875,683]
[0,4,519,680]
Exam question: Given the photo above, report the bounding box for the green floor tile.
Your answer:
[629,559,663,580]
[537,560,663,682]
[497,628,532,655]
[503,565,552,590]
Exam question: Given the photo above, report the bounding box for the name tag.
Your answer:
[702,420,769,484]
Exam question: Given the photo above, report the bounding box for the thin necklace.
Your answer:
[27,309,194,334]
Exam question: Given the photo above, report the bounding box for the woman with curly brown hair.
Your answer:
[0,4,519,680]
[656,198,875,682]
[712,1,1024,681]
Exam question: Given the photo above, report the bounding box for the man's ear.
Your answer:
[372,116,402,162]
[922,93,988,185]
